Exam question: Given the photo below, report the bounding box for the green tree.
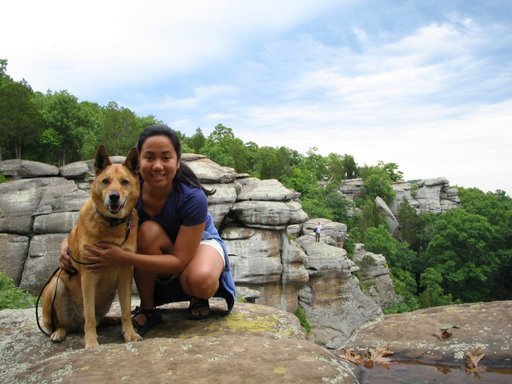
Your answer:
[100,102,139,155]
[458,188,512,299]
[396,198,423,250]
[33,90,82,164]
[0,77,44,160]
[189,127,206,153]
[418,267,454,308]
[360,162,397,203]
[202,124,237,168]
[420,208,498,302]
[364,225,416,271]
[325,153,346,185]
[385,269,419,314]
[72,101,105,159]
[325,189,350,224]
[342,154,358,179]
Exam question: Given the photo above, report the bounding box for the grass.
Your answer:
[294,306,312,334]
[0,272,36,310]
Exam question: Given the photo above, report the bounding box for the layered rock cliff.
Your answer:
[0,155,398,348]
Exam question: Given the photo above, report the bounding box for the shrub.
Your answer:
[294,306,312,334]
[0,272,36,309]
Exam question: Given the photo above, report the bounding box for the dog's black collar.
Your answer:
[95,207,136,246]
[95,208,132,227]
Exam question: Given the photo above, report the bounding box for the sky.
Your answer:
[2,0,511,195]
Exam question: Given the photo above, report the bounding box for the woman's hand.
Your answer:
[84,242,124,271]
[58,237,73,270]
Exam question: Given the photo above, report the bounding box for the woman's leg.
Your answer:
[134,221,172,323]
[179,243,224,299]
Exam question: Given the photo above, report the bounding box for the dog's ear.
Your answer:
[123,147,139,175]
[94,145,112,175]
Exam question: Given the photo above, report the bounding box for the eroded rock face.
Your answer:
[296,236,382,349]
[339,177,460,216]
[0,156,393,352]
[352,244,401,308]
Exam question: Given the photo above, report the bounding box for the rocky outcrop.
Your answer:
[296,236,381,349]
[390,177,460,215]
[344,300,512,368]
[0,301,361,383]
[3,298,509,382]
[339,177,460,217]
[0,155,393,349]
[352,244,401,307]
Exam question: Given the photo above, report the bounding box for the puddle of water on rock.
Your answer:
[359,361,512,384]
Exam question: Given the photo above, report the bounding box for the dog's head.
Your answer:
[92,145,140,218]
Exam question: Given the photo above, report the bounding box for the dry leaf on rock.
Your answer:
[337,348,364,365]
[368,345,394,367]
[465,347,486,373]
[432,329,452,340]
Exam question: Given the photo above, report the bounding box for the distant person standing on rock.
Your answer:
[314,222,322,242]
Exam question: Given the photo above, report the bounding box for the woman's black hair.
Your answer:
[137,124,215,196]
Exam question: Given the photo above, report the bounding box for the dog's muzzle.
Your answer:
[106,192,124,214]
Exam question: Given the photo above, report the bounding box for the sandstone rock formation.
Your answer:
[0,155,397,349]
[340,177,460,216]
[2,299,509,383]
[0,301,361,383]
[344,300,512,368]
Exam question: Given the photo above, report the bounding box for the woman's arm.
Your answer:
[84,221,205,274]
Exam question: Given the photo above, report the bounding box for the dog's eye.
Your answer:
[101,178,110,185]
[120,179,130,186]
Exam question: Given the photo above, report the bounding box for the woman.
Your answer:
[59,125,236,336]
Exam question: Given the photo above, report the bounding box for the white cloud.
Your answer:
[2,0,343,97]
[1,1,510,195]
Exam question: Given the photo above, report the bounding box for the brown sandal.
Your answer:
[131,306,162,336]
[188,297,210,320]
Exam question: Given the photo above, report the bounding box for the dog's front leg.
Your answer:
[118,266,142,342]
[82,273,99,349]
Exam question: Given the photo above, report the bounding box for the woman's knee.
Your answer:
[138,221,171,252]
[181,267,219,298]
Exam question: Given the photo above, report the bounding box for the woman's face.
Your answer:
[139,135,180,189]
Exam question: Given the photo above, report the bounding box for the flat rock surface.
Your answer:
[343,300,512,368]
[1,301,361,383]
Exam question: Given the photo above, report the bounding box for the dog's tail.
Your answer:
[35,268,61,337]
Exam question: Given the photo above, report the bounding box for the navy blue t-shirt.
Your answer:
[137,180,235,311]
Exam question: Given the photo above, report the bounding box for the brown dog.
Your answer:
[41,145,142,348]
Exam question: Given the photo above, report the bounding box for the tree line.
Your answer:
[1,59,510,311]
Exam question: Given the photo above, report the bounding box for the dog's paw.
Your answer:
[50,329,67,343]
[123,329,143,342]
[84,333,99,349]
[85,340,99,349]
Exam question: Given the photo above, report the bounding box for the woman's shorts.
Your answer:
[200,239,225,267]
[153,239,226,305]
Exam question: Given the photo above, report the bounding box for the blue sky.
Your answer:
[2,0,511,195]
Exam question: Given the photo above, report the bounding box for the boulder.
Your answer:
[224,226,283,285]
[344,300,512,368]
[303,219,347,246]
[352,244,401,308]
[183,155,237,184]
[375,196,400,236]
[0,233,29,285]
[297,236,382,349]
[231,200,308,230]
[237,179,301,201]
[0,159,59,178]
[0,302,361,383]
[59,161,90,178]
[0,178,86,234]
